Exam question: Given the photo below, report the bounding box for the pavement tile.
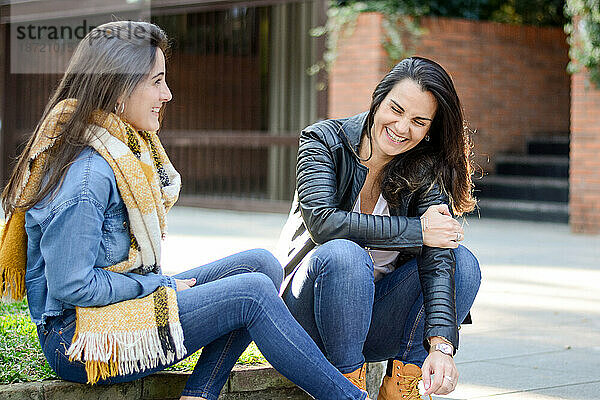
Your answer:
[464,391,563,400]
[457,379,600,400]
[450,361,586,395]
[481,326,600,350]
[456,325,568,362]
[161,207,286,275]
[460,219,600,270]
[487,347,600,381]
[532,380,600,399]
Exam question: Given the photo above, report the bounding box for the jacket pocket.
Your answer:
[100,207,130,265]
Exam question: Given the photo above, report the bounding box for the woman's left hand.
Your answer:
[421,351,459,396]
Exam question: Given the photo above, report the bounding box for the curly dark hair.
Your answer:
[363,56,476,215]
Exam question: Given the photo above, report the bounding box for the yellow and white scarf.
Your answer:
[0,99,185,383]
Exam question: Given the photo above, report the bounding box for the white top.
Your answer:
[353,194,399,281]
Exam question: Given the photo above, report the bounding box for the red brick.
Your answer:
[570,67,600,233]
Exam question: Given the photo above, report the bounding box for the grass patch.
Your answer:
[0,300,56,383]
[0,299,267,384]
[166,342,267,372]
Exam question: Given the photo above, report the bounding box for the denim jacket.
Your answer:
[25,147,176,326]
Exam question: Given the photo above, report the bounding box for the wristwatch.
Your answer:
[434,342,454,357]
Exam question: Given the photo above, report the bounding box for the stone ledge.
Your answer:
[0,365,311,400]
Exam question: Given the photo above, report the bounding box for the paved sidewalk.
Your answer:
[162,207,600,400]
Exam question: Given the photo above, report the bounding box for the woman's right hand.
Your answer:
[175,278,196,292]
[420,205,463,248]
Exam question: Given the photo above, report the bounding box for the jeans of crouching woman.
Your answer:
[283,240,481,373]
[37,249,368,400]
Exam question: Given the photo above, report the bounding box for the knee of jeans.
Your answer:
[313,239,373,279]
[244,272,280,301]
[246,248,284,289]
[454,245,481,291]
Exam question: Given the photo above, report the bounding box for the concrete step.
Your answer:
[475,175,568,203]
[495,155,569,178]
[0,363,386,399]
[527,136,569,156]
[474,198,569,223]
[0,367,311,400]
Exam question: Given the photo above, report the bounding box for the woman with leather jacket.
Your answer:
[277,57,481,398]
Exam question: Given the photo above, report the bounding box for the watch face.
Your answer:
[436,343,453,355]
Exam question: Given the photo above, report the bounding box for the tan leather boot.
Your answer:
[342,363,367,392]
[378,360,429,400]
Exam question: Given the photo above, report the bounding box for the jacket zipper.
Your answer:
[354,164,375,264]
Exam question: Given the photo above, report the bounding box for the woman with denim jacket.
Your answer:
[277,57,481,398]
[0,21,370,400]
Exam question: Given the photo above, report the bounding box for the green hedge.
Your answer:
[335,0,566,26]
[565,0,600,88]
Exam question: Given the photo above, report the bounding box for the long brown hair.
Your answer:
[2,21,169,214]
[363,57,476,215]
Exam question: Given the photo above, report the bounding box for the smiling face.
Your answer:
[369,78,437,165]
[121,48,172,132]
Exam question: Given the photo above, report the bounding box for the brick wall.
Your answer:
[329,13,388,118]
[329,13,571,172]
[570,72,600,233]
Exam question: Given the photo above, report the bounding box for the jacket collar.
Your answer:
[336,111,369,153]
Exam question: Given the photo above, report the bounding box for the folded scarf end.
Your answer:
[0,271,26,303]
[67,322,186,385]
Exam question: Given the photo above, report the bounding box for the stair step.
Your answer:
[495,155,569,178]
[474,199,568,223]
[475,176,568,203]
[529,131,570,142]
[527,136,569,156]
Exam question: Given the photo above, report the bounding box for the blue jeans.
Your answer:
[283,240,481,373]
[37,249,367,400]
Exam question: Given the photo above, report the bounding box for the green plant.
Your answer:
[565,0,600,87]
[308,2,367,80]
[0,300,57,383]
[308,1,425,80]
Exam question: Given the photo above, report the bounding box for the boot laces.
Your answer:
[397,373,432,400]
[347,375,365,389]
[343,364,366,391]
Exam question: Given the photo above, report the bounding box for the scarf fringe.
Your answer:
[0,271,25,303]
[84,359,120,384]
[67,322,186,384]
[0,212,27,301]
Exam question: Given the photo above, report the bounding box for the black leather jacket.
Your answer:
[278,112,459,352]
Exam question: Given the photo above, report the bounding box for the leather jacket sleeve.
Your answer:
[414,182,459,353]
[296,128,423,250]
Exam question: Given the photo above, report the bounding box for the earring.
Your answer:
[114,102,125,115]
[424,135,430,142]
